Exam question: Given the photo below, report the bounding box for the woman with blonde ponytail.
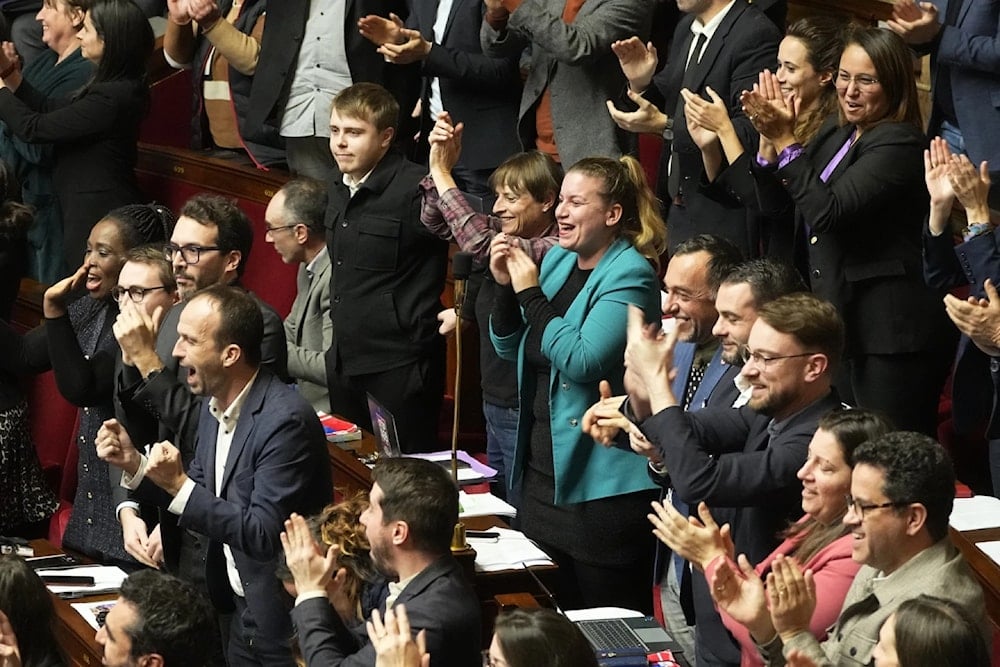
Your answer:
[488,155,665,612]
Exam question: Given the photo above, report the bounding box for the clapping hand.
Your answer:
[623,305,679,408]
[647,501,731,570]
[0,610,22,667]
[709,554,770,635]
[505,245,539,293]
[606,88,668,136]
[611,37,657,92]
[944,279,1000,355]
[887,0,941,44]
[741,70,799,150]
[582,380,631,447]
[367,606,430,667]
[924,136,956,220]
[358,13,405,46]
[428,112,463,175]
[377,28,431,65]
[767,554,816,642]
[949,154,991,221]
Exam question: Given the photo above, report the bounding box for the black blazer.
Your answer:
[408,0,520,171]
[648,1,780,255]
[244,0,419,144]
[0,78,146,268]
[775,119,952,356]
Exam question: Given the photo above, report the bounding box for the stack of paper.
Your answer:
[459,490,516,518]
[471,526,554,572]
[38,564,128,599]
[949,496,1000,531]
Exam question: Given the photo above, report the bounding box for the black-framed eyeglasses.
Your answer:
[111,285,169,303]
[739,346,819,368]
[844,494,912,520]
[163,243,221,265]
[264,223,299,235]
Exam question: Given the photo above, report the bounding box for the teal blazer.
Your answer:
[491,237,661,504]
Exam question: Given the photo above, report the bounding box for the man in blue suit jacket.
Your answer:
[98,286,333,667]
[889,0,1000,205]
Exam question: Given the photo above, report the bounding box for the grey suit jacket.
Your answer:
[480,0,652,167]
[763,539,985,666]
[285,249,332,413]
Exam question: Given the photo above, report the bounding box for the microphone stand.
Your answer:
[450,252,474,552]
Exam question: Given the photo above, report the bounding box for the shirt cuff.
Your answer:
[777,143,804,170]
[295,590,329,607]
[116,501,141,522]
[121,453,149,490]
[167,478,197,515]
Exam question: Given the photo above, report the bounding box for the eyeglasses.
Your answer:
[264,223,299,235]
[739,346,819,368]
[836,71,880,90]
[111,285,169,303]
[844,494,912,520]
[163,243,221,265]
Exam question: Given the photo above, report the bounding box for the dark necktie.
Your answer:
[683,360,707,411]
[668,32,708,199]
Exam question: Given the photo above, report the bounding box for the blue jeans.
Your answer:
[483,400,520,509]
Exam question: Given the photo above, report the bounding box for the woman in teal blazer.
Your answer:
[489,155,666,612]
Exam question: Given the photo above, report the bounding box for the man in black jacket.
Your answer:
[324,83,448,453]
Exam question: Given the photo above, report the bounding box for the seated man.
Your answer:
[99,285,332,667]
[282,457,480,667]
[96,569,218,667]
[752,432,986,666]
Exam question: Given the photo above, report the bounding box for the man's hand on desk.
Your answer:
[96,419,142,476]
[0,610,22,667]
[144,442,187,496]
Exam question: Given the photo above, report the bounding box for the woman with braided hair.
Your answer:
[0,202,175,564]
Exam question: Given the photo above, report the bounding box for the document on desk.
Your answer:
[38,564,128,598]
[459,490,516,518]
[71,600,117,631]
[471,526,554,572]
[950,495,1000,531]
[976,540,1000,566]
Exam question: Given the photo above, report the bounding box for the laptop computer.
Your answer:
[576,615,682,656]
[366,393,401,459]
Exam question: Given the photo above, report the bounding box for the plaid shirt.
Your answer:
[419,175,557,267]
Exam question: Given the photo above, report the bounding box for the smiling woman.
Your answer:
[689,408,892,667]
[0,0,152,271]
[0,203,172,565]
[489,155,666,612]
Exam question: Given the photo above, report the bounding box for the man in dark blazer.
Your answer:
[112,194,287,580]
[99,285,332,666]
[607,0,780,257]
[889,0,1000,206]
[628,293,843,666]
[283,457,480,667]
[324,83,448,453]
[358,0,521,198]
[265,178,332,413]
[244,0,420,179]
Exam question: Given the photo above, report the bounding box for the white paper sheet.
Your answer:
[459,490,516,518]
[471,526,554,572]
[38,564,128,596]
[976,540,1000,566]
[949,495,1000,531]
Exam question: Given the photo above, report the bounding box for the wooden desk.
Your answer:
[950,526,1000,633]
[31,541,108,667]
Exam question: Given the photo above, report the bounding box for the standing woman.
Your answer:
[742,25,955,436]
[0,0,95,284]
[682,15,844,261]
[0,0,151,270]
[0,204,173,565]
[489,156,665,611]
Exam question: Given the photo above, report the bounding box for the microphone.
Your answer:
[452,251,474,317]
[450,251,474,552]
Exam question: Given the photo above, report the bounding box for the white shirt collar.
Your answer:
[208,369,260,433]
[343,167,376,197]
[691,0,736,40]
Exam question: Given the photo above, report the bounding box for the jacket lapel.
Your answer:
[682,2,747,95]
[218,373,268,494]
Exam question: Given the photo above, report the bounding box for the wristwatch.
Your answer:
[662,116,674,142]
